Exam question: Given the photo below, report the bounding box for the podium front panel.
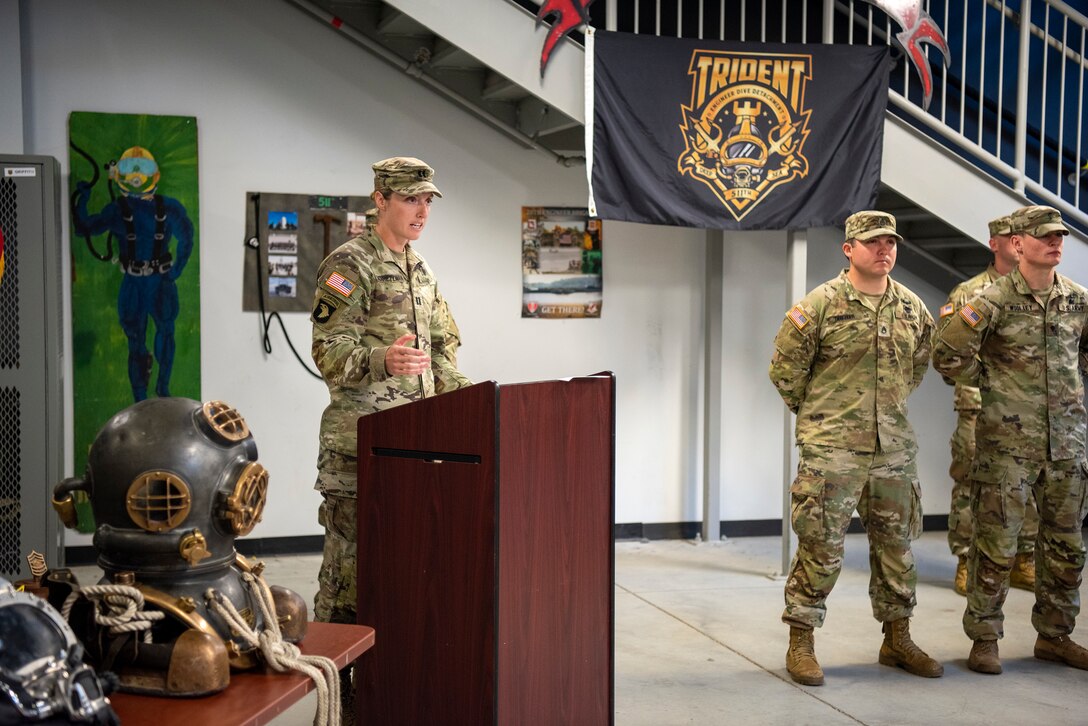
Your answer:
[497,376,614,725]
[356,377,614,725]
[356,382,498,725]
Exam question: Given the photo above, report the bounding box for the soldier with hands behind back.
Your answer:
[938,214,1039,596]
[769,211,942,687]
[933,205,1088,675]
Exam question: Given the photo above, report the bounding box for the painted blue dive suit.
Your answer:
[74,187,194,401]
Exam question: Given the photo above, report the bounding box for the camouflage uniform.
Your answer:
[442,302,463,367]
[365,206,463,371]
[933,260,1088,642]
[310,158,470,625]
[770,265,933,629]
[939,263,1039,557]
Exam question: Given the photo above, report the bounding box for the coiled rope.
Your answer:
[206,572,340,726]
[61,583,164,641]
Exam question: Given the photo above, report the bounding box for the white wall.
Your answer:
[719,230,795,521]
[20,0,1050,544]
[20,0,711,541]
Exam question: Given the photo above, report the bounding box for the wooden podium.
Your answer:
[356,373,615,725]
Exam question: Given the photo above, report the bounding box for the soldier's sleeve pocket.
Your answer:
[790,473,825,540]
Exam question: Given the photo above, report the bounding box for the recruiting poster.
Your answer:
[68,111,201,484]
[521,207,602,318]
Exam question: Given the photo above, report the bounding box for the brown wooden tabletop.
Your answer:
[109,622,375,726]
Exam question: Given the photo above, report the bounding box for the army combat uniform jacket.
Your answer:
[939,264,1002,413]
[311,233,471,471]
[769,271,933,453]
[932,267,1088,461]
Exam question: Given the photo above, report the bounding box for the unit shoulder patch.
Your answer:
[312,294,343,327]
[958,303,983,328]
[787,305,810,332]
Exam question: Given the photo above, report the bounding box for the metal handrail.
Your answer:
[833,0,1088,230]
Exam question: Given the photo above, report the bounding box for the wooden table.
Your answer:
[109,622,375,726]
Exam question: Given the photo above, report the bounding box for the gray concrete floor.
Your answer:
[73,531,1088,724]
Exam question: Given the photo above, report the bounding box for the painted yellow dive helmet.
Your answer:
[109,146,160,196]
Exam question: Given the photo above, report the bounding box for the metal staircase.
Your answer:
[285,0,586,161]
[283,0,1088,285]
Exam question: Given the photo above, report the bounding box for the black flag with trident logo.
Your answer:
[586,30,891,230]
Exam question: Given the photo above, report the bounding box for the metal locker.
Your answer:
[0,154,64,579]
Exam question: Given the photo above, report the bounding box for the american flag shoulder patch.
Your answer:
[787,305,810,332]
[959,303,983,327]
[323,271,356,298]
[939,302,954,318]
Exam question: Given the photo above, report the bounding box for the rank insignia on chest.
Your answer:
[939,302,954,318]
[324,271,356,298]
[959,303,983,327]
[787,305,810,331]
[879,322,890,338]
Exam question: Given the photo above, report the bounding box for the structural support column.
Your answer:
[702,229,724,543]
[780,229,806,575]
[1013,0,1032,193]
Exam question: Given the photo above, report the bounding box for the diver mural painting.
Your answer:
[68,111,200,483]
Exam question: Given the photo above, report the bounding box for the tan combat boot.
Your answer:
[1009,552,1036,591]
[954,555,968,596]
[786,626,824,686]
[878,618,944,677]
[1034,634,1088,670]
[967,638,1001,674]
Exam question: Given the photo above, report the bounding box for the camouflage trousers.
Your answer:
[948,409,1038,556]
[314,492,359,625]
[963,454,1088,641]
[783,443,922,630]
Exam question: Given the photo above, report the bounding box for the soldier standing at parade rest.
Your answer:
[933,205,1088,675]
[769,211,943,686]
[309,157,471,715]
[938,214,1038,596]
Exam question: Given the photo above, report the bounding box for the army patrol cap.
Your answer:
[372,156,443,198]
[987,214,1012,237]
[1009,204,1068,237]
[844,210,902,242]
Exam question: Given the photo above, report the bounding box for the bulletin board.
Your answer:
[241,191,373,313]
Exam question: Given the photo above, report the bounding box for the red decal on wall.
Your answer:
[536,0,594,77]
